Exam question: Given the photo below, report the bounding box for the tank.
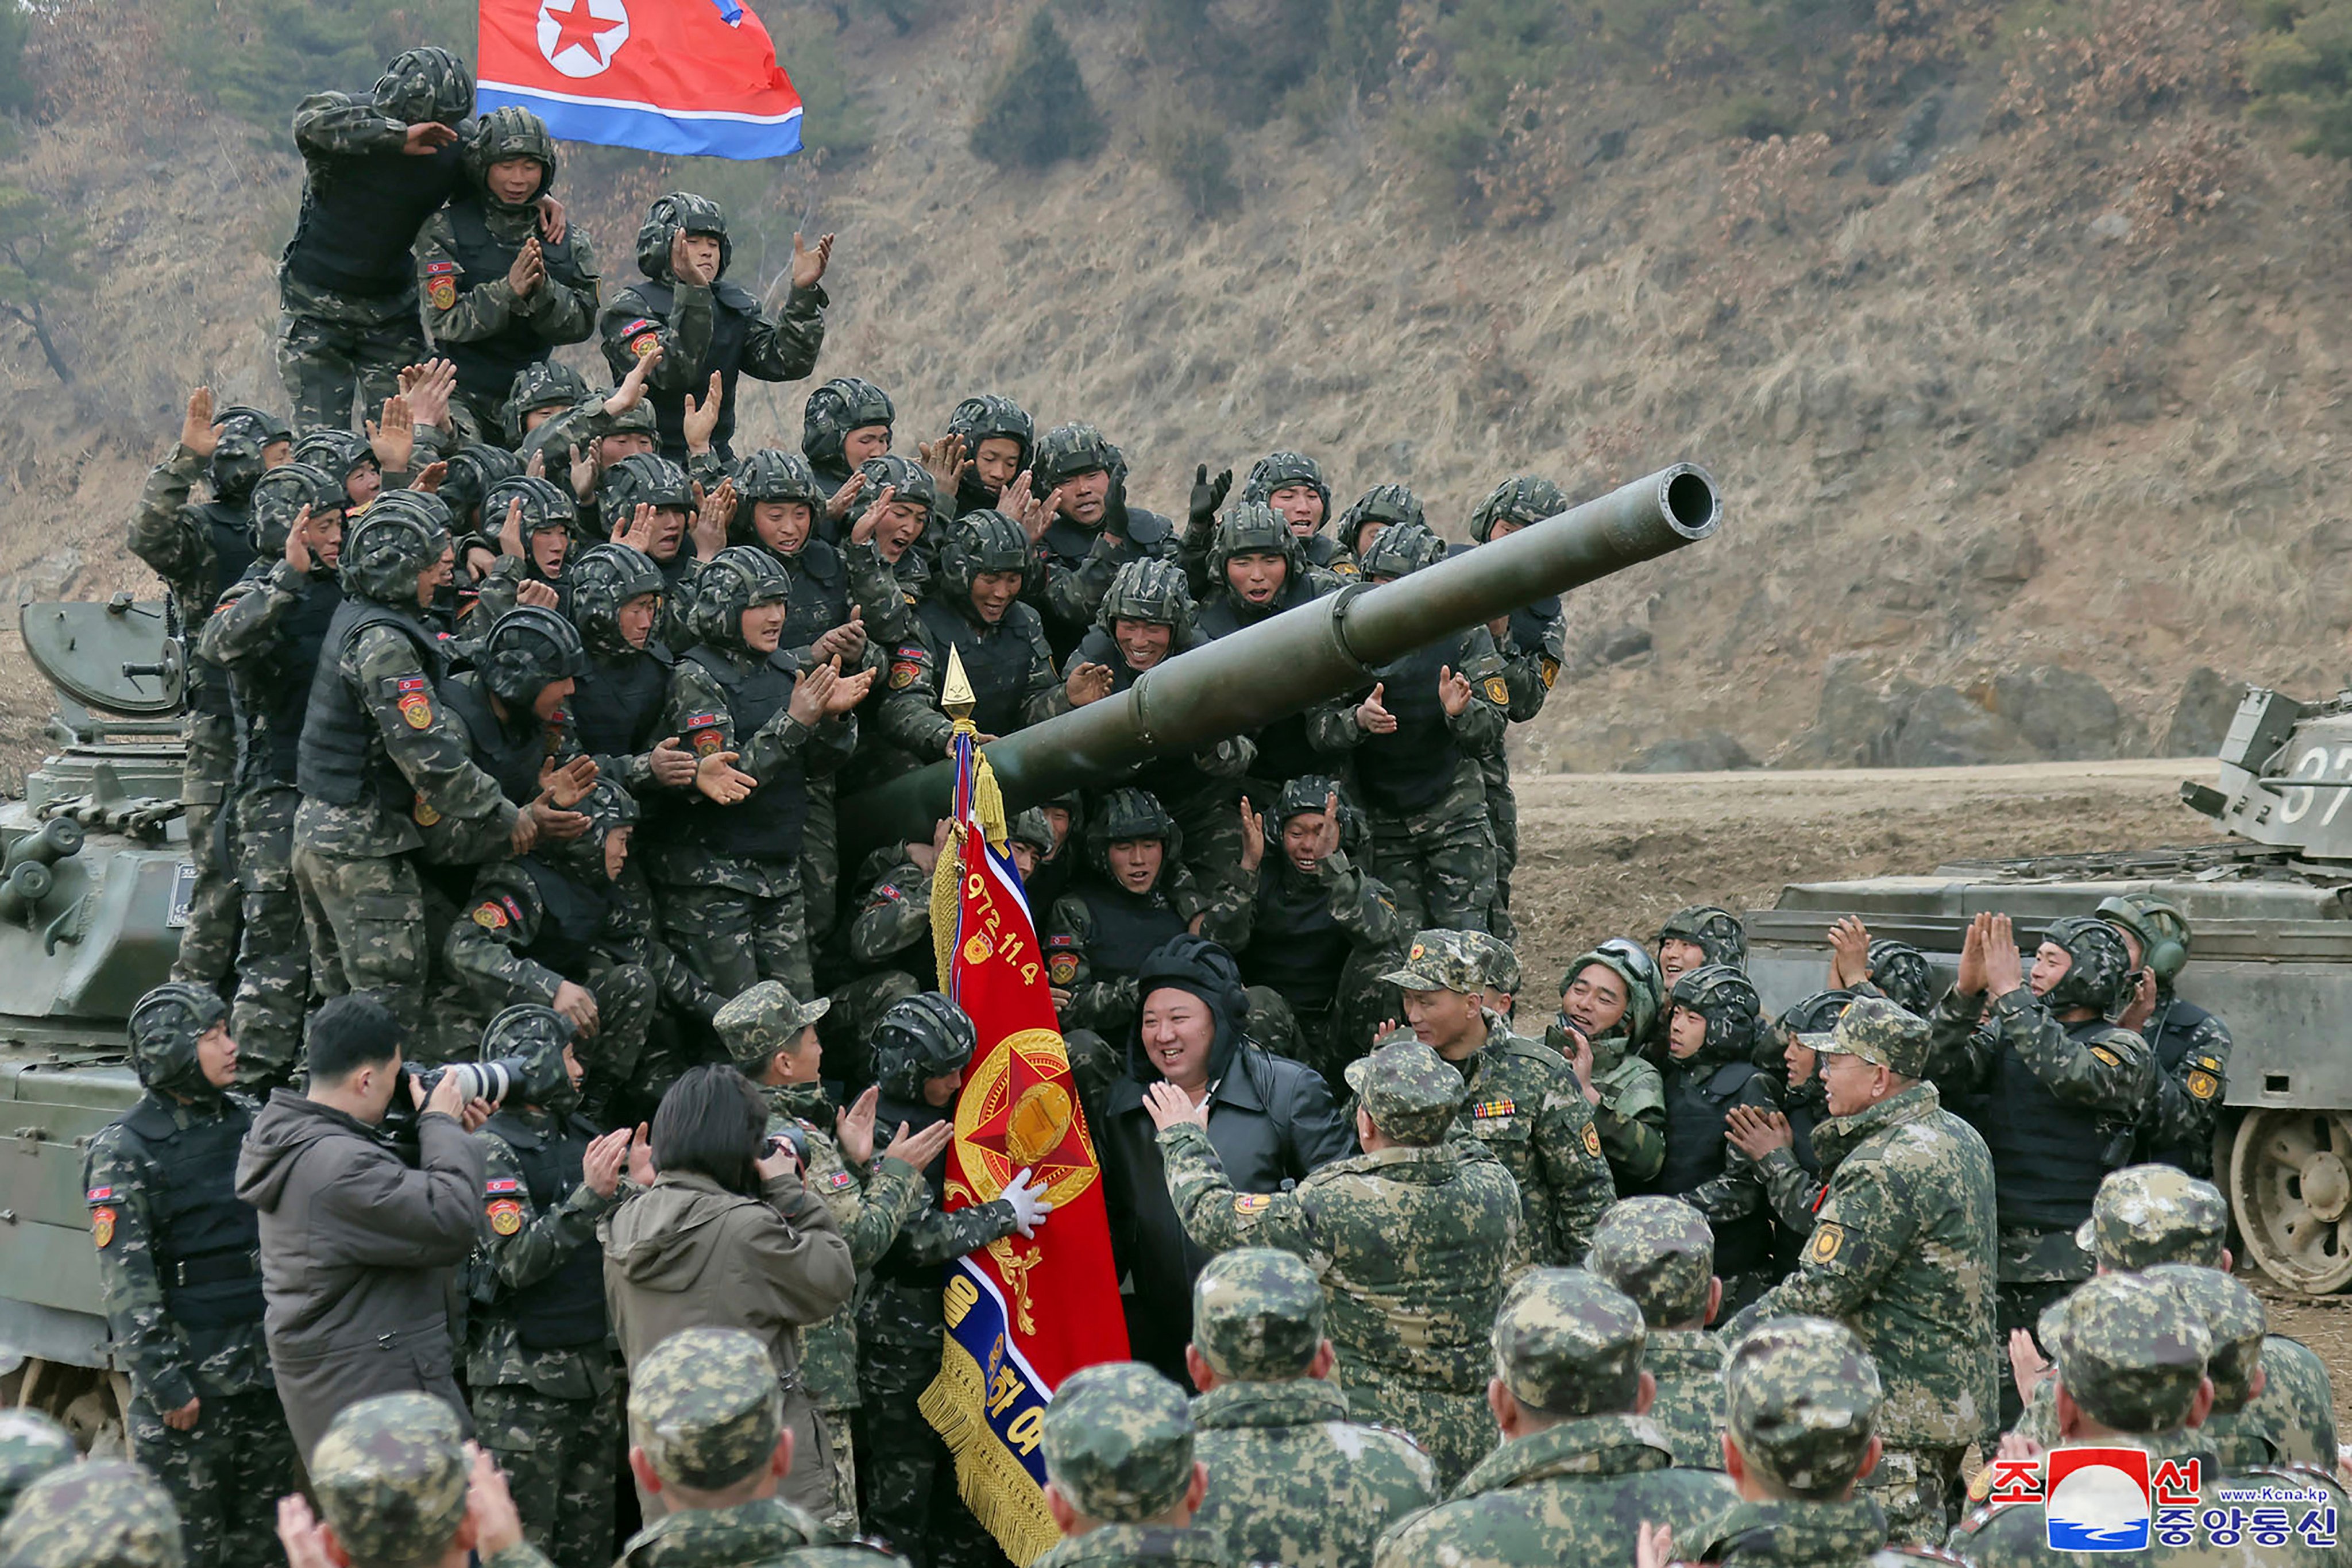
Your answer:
[1745,682,2352,1294]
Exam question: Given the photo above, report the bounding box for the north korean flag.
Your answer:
[477,0,803,159]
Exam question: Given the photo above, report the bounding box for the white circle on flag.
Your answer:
[536,0,630,79]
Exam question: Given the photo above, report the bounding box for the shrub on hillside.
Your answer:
[1148,111,1241,216]
[970,10,1106,170]
[0,1,32,115]
[2245,0,2352,157]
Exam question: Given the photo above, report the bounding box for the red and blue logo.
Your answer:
[2045,1447,2152,1552]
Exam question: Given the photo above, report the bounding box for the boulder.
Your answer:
[1786,655,1909,767]
[1619,731,1758,774]
[1887,685,2038,767]
[2162,667,2247,759]
[1986,665,2143,760]
[1592,624,1653,665]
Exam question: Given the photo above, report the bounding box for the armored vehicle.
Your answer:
[1748,685,2352,1293]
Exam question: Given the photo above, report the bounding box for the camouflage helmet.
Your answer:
[435,445,523,532]
[0,1459,182,1568]
[801,377,896,470]
[1725,1318,1883,1497]
[2076,1164,2228,1270]
[713,980,832,1075]
[339,492,453,604]
[1271,773,1361,852]
[600,452,693,521]
[1775,990,1852,1042]
[0,1409,76,1519]
[1342,1038,1467,1145]
[1007,806,1057,855]
[691,545,793,650]
[635,191,731,281]
[1087,787,1181,873]
[947,394,1035,461]
[1098,557,1192,631]
[1335,484,1424,555]
[207,404,292,501]
[481,1003,576,1114]
[249,460,346,556]
[125,980,227,1099]
[1492,1267,1647,1418]
[1460,929,1520,997]
[567,542,665,656]
[733,448,828,512]
[1471,474,1570,543]
[463,105,558,201]
[1191,1248,1325,1382]
[629,1326,785,1489]
[1799,994,1933,1079]
[2039,1271,2212,1433]
[2039,915,2137,1017]
[1655,905,1747,971]
[2096,893,2192,984]
[937,508,1031,601]
[1585,1196,1715,1328]
[373,45,474,126]
[1863,939,1936,1015]
[872,992,977,1100]
[1029,422,1122,495]
[1041,1362,1196,1523]
[478,604,587,706]
[1561,940,1663,1047]
[293,426,376,484]
[859,453,939,519]
[1667,963,1761,1061]
[1208,501,1305,584]
[311,1392,469,1566]
[2144,1264,2266,1409]
[483,472,577,548]
[503,358,591,443]
[1240,450,1330,520]
[1381,929,1486,997]
[1353,517,1446,581]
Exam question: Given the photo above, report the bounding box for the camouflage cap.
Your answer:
[0,1408,76,1518]
[1799,994,1931,1079]
[1342,1038,1466,1145]
[2040,1272,2213,1433]
[1192,1248,1325,1381]
[0,1461,181,1568]
[1380,929,1484,997]
[628,1326,784,1490]
[1724,1317,1883,1496]
[2144,1264,2266,1409]
[713,981,832,1073]
[2075,1164,2229,1270]
[1585,1196,1715,1328]
[310,1393,469,1567]
[1041,1362,1195,1523]
[1492,1267,1647,1418]
[1459,930,1521,995]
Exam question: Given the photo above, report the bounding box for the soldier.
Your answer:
[731,450,870,665]
[1194,503,1342,800]
[1469,477,1570,942]
[1462,928,1522,1021]
[504,359,594,445]
[1382,929,1615,1265]
[416,106,599,434]
[0,1409,75,1517]
[655,546,871,997]
[280,48,481,430]
[1184,1248,1438,1568]
[1238,450,1353,578]
[1148,1036,1519,1486]
[299,1392,552,1568]
[1331,484,1424,567]
[1372,1268,1734,1568]
[719,982,951,1539]
[596,454,701,638]
[1308,519,1508,933]
[801,376,896,510]
[1930,910,2153,1424]
[292,493,531,1034]
[467,1006,632,1568]
[1822,920,1937,1017]
[2140,1265,2280,1473]
[1026,422,1183,661]
[1036,1362,1227,1568]
[818,836,939,1089]
[1046,789,1211,1039]
[469,477,580,625]
[894,507,1059,746]
[1584,1197,1726,1471]
[0,1462,184,1568]
[2098,893,2232,1175]
[1728,990,1852,1268]
[937,393,1034,520]
[1655,905,1748,992]
[83,984,295,1568]
[1732,997,1996,1546]
[1550,942,1669,1188]
[1653,965,1777,1312]
[569,543,688,781]
[835,456,939,654]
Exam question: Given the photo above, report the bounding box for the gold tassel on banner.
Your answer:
[918,1332,1061,1565]
[930,646,1009,988]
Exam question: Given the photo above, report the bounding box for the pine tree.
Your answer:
[970,9,1106,171]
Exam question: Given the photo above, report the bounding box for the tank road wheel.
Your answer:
[2230,1109,2352,1293]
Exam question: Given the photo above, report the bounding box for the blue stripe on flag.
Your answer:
[943,1257,1053,1486]
[478,84,801,159]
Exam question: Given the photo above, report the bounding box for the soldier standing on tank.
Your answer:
[598,194,832,466]
[933,394,1035,522]
[467,478,581,628]
[1034,1362,1227,1568]
[1653,965,1779,1312]
[1585,1197,1727,1472]
[1331,484,1424,569]
[83,984,296,1568]
[801,377,896,517]
[1382,929,1615,1265]
[1184,1248,1438,1568]
[1192,503,1343,795]
[415,107,599,435]
[1467,477,1570,943]
[1550,942,1669,1188]
[1238,450,1354,578]
[593,454,706,644]
[466,1006,634,1568]
[887,508,1060,750]
[2098,893,2232,1176]
[1046,790,1211,1040]
[1655,906,1748,994]
[1307,520,1508,934]
[1024,423,1183,662]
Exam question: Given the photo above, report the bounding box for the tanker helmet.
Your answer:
[599,453,693,520]
[126,982,227,1098]
[1775,990,1853,1041]
[938,509,1032,599]
[859,453,937,517]
[501,360,591,444]
[2096,893,2191,984]
[292,428,376,485]
[1335,484,1425,554]
[635,191,731,281]
[437,445,523,530]
[1030,423,1122,495]
[374,45,473,126]
[340,493,453,604]
[249,461,346,555]
[481,475,577,547]
[1472,474,1570,543]
[1088,787,1181,871]
[1863,939,1937,1015]
[479,605,587,706]
[2040,916,2137,1017]
[1007,808,1056,856]
[1354,517,1446,581]
[947,394,1035,461]
[691,545,793,650]
[1098,558,1192,630]
[802,377,896,470]
[207,405,292,501]
[1655,905,1748,971]
[464,105,558,201]
[1241,450,1330,519]
[1208,501,1304,583]
[1562,939,1663,1046]
[567,542,665,654]
[481,1004,577,1115]
[873,992,978,1100]
[1667,964,1761,1060]
[733,449,827,508]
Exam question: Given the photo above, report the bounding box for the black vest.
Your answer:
[628,276,760,457]
[1357,632,1472,815]
[777,539,851,639]
[233,563,343,790]
[675,644,810,861]
[117,1095,264,1332]
[1200,581,1322,787]
[442,672,548,807]
[2139,995,2220,1168]
[1505,597,1561,663]
[437,196,586,399]
[1238,866,1350,1015]
[484,1111,610,1350]
[1979,1020,2121,1230]
[871,1091,956,1287]
[186,501,260,718]
[1654,1057,1772,1274]
[517,856,613,975]
[1075,878,1188,980]
[296,600,450,808]
[915,596,1033,740]
[570,647,670,763]
[284,141,465,297]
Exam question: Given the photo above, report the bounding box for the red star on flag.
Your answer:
[546,0,615,64]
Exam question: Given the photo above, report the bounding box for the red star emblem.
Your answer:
[963,1050,1087,1187]
[546,0,615,64]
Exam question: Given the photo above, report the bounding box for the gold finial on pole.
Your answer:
[942,643,978,733]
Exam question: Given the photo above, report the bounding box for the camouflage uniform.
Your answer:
[1469,477,1573,943]
[820,847,931,1089]
[1156,1040,1521,1486]
[1549,945,1669,1188]
[1046,791,1213,1041]
[1736,999,1998,1546]
[1034,1363,1230,1568]
[0,1410,76,1517]
[0,1461,183,1568]
[2096,894,2232,1176]
[1585,1196,1727,1470]
[1024,424,1185,661]
[1187,1249,1439,1568]
[312,1392,556,1568]
[1372,1269,1736,1568]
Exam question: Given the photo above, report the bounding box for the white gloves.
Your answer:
[1003,1167,1055,1238]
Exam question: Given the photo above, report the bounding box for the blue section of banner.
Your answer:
[943,1257,1052,1489]
[477,85,801,159]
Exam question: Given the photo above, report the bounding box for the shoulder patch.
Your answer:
[1539,655,1561,689]
[1045,933,1077,949]
[486,1199,523,1236]
[2187,1068,2219,1101]
[1582,1121,1604,1158]
[1232,1193,1272,1215]
[1807,1221,1845,1265]
[1048,951,1080,987]
[878,881,903,902]
[2090,1045,2123,1068]
[396,675,428,694]
[620,317,655,338]
[413,794,441,827]
[91,1207,115,1249]
[86,1186,113,1203]
[472,902,508,930]
[889,659,920,690]
[398,687,434,729]
[1482,675,1509,705]
[485,1177,521,1194]
[825,1169,856,1191]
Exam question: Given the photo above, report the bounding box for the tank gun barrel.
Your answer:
[847,462,1723,851]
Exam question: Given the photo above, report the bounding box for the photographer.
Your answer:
[235,993,491,1459]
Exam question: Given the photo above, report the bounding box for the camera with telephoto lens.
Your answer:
[766,1123,808,1165]
[407,1055,531,1106]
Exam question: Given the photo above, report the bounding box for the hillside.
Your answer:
[2,0,2348,781]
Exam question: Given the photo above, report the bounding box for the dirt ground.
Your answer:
[1509,755,2348,1439]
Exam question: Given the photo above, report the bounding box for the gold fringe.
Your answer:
[918,1334,1060,1566]
[974,748,1007,853]
[931,820,963,992]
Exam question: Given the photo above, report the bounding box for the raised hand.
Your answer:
[1064,661,1115,708]
[849,483,897,546]
[669,230,717,286]
[998,473,1048,539]
[824,659,875,714]
[1313,790,1343,859]
[1238,796,1263,873]
[366,393,416,475]
[788,661,840,727]
[1437,663,1473,717]
[791,230,835,291]
[692,477,736,558]
[179,386,219,458]
[284,505,314,574]
[500,496,527,559]
[883,1115,954,1171]
[540,754,600,808]
[615,501,660,555]
[1956,913,1989,996]
[1983,912,2023,997]
[920,432,968,495]
[827,472,868,523]
[694,749,755,804]
[1187,463,1231,524]
[649,736,697,787]
[506,235,545,298]
[582,1126,630,1198]
[402,121,458,155]
[1355,682,1397,734]
[606,343,661,416]
[404,359,458,432]
[1827,914,1871,988]
[836,1086,882,1167]
[682,372,724,454]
